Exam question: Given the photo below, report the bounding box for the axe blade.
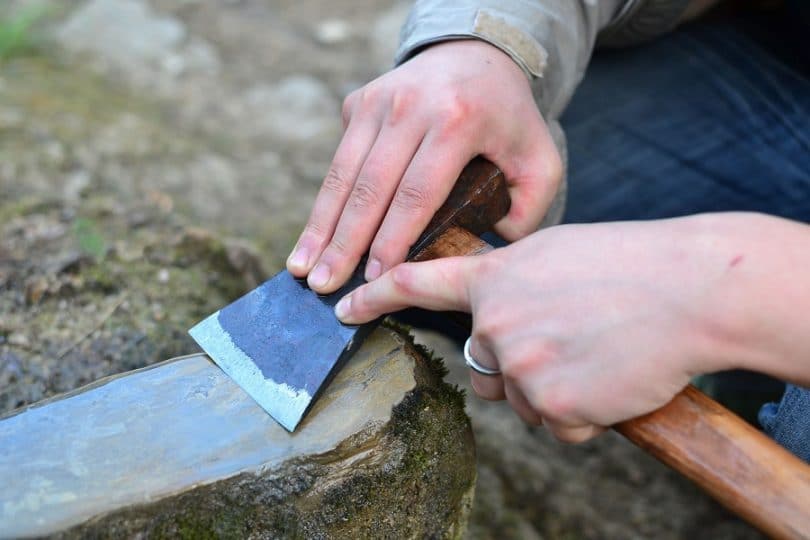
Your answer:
[189,268,372,432]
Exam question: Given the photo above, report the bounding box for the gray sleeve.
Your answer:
[396,0,689,120]
[599,0,692,47]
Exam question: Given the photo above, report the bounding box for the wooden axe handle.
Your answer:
[413,159,810,539]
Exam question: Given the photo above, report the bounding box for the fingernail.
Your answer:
[365,258,382,281]
[334,295,352,321]
[308,263,331,289]
[287,246,310,271]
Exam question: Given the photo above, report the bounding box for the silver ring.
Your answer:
[464,337,501,376]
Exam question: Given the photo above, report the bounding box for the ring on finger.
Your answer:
[464,337,501,376]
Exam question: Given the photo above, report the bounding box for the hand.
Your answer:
[287,40,562,293]
[334,216,749,442]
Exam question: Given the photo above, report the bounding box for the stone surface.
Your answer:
[0,199,264,412]
[236,76,341,142]
[314,18,353,45]
[59,0,183,65]
[56,0,220,81]
[0,329,475,538]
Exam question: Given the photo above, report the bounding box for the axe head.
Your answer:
[189,268,373,432]
[190,158,509,432]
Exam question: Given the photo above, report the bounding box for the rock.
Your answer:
[58,0,185,71]
[56,0,220,82]
[238,76,340,142]
[183,153,239,216]
[314,18,353,45]
[0,329,475,538]
[62,169,91,203]
[161,37,221,77]
[156,268,170,283]
[0,200,262,413]
[6,332,29,349]
[0,107,24,130]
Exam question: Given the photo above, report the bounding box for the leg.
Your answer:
[562,12,810,223]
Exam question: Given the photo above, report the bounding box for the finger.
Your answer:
[366,129,475,279]
[287,111,381,277]
[503,380,543,425]
[467,337,505,401]
[334,257,476,324]
[307,121,424,293]
[491,123,563,241]
[543,420,605,444]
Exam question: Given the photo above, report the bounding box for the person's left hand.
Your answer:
[334,216,742,442]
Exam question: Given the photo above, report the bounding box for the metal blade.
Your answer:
[189,268,374,432]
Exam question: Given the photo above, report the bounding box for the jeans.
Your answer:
[561,7,810,461]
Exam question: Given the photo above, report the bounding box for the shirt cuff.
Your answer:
[395,6,548,80]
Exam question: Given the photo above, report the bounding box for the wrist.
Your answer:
[410,38,529,82]
[687,213,810,385]
[396,7,547,79]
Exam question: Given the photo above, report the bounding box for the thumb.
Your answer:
[335,256,477,324]
[493,126,564,241]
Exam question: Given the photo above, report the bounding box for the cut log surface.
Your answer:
[0,328,475,538]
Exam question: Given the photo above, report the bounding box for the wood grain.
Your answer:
[409,157,509,260]
[616,385,810,540]
[415,159,810,539]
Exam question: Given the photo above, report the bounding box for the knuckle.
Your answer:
[436,95,471,134]
[499,351,533,381]
[534,381,577,423]
[369,240,399,267]
[472,295,510,334]
[326,235,352,257]
[471,316,504,352]
[474,254,504,281]
[390,264,416,295]
[303,220,328,241]
[322,166,352,196]
[349,180,382,210]
[359,84,383,108]
[388,87,418,124]
[500,339,559,381]
[349,286,367,313]
[392,183,433,212]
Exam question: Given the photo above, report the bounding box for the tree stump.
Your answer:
[0,328,475,538]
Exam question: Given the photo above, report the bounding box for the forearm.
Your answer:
[695,213,810,387]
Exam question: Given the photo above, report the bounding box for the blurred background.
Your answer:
[0,1,763,538]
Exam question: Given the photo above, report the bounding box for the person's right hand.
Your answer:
[286,39,563,294]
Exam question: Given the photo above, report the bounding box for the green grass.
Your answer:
[0,4,48,62]
[73,217,107,260]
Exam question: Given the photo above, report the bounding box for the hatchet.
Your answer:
[190,158,809,539]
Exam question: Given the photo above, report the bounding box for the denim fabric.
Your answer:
[560,9,809,461]
[759,384,810,462]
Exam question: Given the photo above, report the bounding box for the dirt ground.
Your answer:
[0,1,763,538]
